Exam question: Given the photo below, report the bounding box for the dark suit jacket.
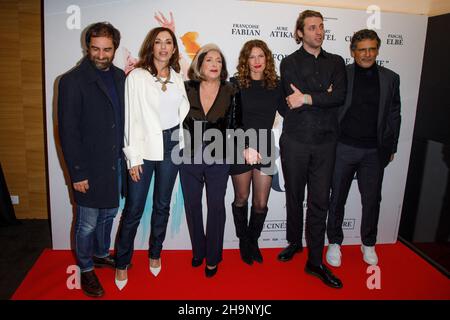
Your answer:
[58,57,126,208]
[339,63,401,167]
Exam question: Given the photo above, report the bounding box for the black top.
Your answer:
[280,46,347,144]
[229,77,286,175]
[340,63,380,148]
[238,78,286,132]
[183,80,239,160]
[184,80,236,123]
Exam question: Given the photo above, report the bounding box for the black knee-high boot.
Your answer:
[248,207,268,263]
[232,202,253,265]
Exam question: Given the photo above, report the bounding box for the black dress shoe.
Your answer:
[81,270,104,297]
[277,243,303,262]
[192,257,203,267]
[205,265,218,278]
[304,261,343,289]
[93,255,115,269]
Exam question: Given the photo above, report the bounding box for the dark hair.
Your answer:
[188,43,228,81]
[235,39,278,89]
[85,22,121,50]
[136,27,180,76]
[294,10,323,44]
[350,29,381,50]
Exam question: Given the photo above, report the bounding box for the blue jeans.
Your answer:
[74,159,121,272]
[115,126,180,269]
[74,206,118,272]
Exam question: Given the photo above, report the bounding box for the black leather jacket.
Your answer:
[183,80,242,160]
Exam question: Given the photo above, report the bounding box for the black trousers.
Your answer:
[179,162,230,266]
[280,133,336,266]
[327,142,384,246]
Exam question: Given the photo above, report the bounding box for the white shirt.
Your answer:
[123,67,190,168]
[156,78,182,130]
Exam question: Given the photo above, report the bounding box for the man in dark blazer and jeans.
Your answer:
[278,10,346,288]
[58,22,125,297]
[326,29,401,268]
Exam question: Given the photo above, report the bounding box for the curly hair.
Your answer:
[136,27,180,76]
[235,39,278,89]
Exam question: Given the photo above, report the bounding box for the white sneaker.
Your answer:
[361,245,378,265]
[326,243,342,267]
[115,269,128,291]
[149,259,161,277]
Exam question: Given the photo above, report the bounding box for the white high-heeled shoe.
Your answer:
[149,258,161,277]
[115,268,128,290]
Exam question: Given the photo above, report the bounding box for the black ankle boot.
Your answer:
[232,202,253,265]
[248,207,268,264]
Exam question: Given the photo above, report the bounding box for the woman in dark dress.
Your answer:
[230,39,287,265]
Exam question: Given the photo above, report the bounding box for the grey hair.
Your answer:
[188,43,228,81]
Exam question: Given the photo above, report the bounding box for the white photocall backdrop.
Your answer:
[45,0,427,250]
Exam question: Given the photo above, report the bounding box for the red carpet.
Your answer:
[12,243,450,300]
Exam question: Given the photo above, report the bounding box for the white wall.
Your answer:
[45,0,427,249]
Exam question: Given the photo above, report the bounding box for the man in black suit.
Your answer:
[278,10,346,288]
[326,29,401,268]
[58,22,125,297]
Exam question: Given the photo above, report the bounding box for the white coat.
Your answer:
[123,67,189,169]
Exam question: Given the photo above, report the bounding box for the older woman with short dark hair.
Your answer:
[180,43,240,277]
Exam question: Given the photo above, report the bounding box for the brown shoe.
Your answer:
[81,270,104,297]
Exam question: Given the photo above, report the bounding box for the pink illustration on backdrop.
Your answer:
[123,48,138,75]
[122,11,202,79]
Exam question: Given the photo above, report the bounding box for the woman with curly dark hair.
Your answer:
[230,39,287,265]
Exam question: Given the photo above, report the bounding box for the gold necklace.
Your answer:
[155,71,172,92]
